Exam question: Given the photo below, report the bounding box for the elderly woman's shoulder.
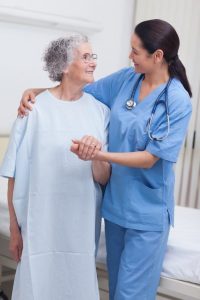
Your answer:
[84,92,110,112]
[35,90,50,103]
[32,90,55,111]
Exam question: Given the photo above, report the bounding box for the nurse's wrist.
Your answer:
[94,151,110,162]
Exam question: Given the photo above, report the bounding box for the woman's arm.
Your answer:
[72,141,159,169]
[8,178,23,262]
[71,137,159,169]
[95,150,159,169]
[71,136,111,184]
[18,88,47,116]
[8,178,18,231]
[92,160,111,185]
[18,68,132,116]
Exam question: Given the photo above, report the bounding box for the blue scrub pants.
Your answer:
[105,218,170,300]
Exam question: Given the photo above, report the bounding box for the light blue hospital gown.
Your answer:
[0,90,110,300]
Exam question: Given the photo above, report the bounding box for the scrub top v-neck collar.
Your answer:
[133,76,168,107]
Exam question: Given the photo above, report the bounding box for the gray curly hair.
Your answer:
[43,34,88,82]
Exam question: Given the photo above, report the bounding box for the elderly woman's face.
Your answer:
[66,43,97,85]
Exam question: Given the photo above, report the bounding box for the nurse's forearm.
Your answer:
[92,161,111,185]
[18,88,48,115]
[8,178,20,232]
[27,88,46,97]
[95,151,159,169]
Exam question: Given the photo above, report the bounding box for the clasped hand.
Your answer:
[70,135,102,160]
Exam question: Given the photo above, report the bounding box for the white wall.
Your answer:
[0,0,135,133]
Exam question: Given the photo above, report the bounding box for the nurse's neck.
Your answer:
[144,66,170,88]
[53,78,84,101]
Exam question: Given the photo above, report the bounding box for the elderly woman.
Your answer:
[0,34,110,300]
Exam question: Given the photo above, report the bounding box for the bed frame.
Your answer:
[96,262,200,300]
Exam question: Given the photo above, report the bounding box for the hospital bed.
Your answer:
[96,206,200,300]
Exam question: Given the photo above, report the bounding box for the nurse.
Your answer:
[18,20,192,299]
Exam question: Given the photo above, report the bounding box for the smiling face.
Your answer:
[129,33,158,74]
[64,42,97,85]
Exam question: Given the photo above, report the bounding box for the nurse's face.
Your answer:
[129,33,155,74]
[64,42,97,85]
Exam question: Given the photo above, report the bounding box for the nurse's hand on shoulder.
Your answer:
[9,226,23,262]
[18,89,36,117]
[70,135,102,160]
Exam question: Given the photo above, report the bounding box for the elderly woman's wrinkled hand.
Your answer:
[18,89,36,117]
[70,135,102,160]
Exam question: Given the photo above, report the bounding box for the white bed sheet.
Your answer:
[96,206,200,285]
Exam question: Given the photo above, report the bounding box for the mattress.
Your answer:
[96,206,200,285]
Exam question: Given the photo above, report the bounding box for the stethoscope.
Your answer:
[126,74,172,141]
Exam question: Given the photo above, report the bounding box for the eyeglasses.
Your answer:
[80,53,98,63]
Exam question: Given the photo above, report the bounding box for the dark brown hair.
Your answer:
[135,19,192,97]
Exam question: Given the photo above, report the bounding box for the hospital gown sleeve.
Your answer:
[0,116,29,178]
[146,92,192,163]
[84,67,133,108]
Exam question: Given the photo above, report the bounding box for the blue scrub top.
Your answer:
[85,67,192,231]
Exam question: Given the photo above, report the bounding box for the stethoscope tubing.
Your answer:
[126,74,172,141]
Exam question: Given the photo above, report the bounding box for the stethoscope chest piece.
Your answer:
[126,99,136,110]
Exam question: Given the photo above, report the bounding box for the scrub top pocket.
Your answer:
[127,179,165,230]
